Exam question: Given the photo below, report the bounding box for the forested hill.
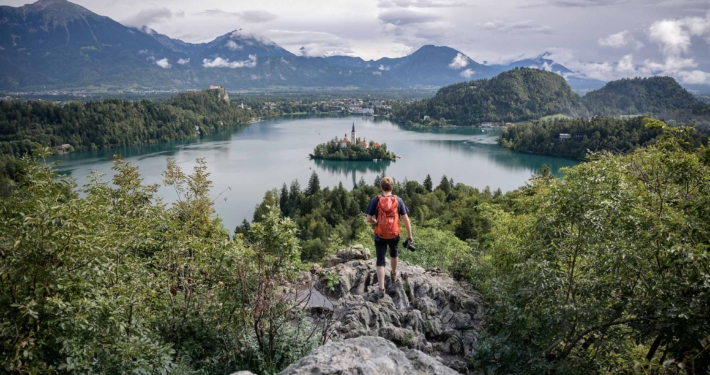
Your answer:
[582,76,704,116]
[0,89,274,195]
[390,68,586,126]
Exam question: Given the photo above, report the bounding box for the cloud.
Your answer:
[460,69,475,78]
[378,9,440,25]
[481,20,553,34]
[265,30,354,57]
[240,10,278,23]
[677,70,710,84]
[598,30,643,48]
[226,40,243,51]
[546,0,630,7]
[617,54,636,73]
[196,9,277,23]
[377,0,465,7]
[155,58,171,69]
[202,55,258,68]
[123,8,184,27]
[649,19,691,56]
[177,58,190,65]
[379,64,391,70]
[449,53,469,69]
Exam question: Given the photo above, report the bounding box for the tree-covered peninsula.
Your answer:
[310,137,396,161]
[0,88,278,195]
[499,116,709,159]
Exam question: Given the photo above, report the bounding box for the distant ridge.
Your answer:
[0,0,674,92]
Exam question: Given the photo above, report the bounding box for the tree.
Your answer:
[306,171,320,196]
[437,175,451,194]
[424,174,433,192]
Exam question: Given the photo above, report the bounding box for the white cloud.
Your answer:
[598,30,642,49]
[378,9,440,25]
[202,55,258,68]
[226,40,243,51]
[123,8,184,28]
[481,20,553,34]
[265,30,354,57]
[648,20,691,56]
[460,69,475,78]
[377,0,465,7]
[617,54,635,73]
[449,53,469,69]
[195,9,277,23]
[379,64,390,70]
[177,58,190,65]
[156,58,171,69]
[678,70,710,84]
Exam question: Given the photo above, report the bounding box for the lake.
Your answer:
[53,115,579,232]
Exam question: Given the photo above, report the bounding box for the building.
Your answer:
[361,108,374,116]
[351,123,356,145]
[209,85,223,90]
[357,140,369,149]
[341,134,350,148]
[559,133,572,141]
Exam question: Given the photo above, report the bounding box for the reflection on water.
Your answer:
[51,115,579,231]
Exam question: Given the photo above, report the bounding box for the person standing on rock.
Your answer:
[366,176,413,294]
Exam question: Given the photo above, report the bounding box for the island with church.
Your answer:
[309,123,398,161]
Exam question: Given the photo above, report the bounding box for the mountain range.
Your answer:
[0,0,606,92]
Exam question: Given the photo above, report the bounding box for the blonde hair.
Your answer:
[380,176,394,192]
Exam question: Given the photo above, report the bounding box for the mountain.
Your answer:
[0,0,682,93]
[582,76,704,115]
[494,53,606,93]
[391,68,586,126]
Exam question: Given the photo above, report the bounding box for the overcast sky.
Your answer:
[5,0,710,84]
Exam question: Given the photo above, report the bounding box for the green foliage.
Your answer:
[582,76,703,116]
[500,116,672,159]
[0,152,316,374]
[251,172,510,265]
[0,90,277,194]
[469,128,710,373]
[391,68,586,126]
[310,138,396,161]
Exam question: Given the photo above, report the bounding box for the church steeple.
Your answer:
[351,122,356,145]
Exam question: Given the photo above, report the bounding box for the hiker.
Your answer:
[366,176,413,294]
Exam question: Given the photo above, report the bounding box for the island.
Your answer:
[309,123,397,161]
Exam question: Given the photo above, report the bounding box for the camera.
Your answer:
[403,238,416,252]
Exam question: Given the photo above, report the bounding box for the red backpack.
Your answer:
[375,195,400,239]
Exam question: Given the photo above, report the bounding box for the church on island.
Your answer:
[340,123,379,149]
[310,123,393,161]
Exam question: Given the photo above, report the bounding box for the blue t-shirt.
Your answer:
[366,195,409,241]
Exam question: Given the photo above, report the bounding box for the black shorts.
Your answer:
[375,237,400,266]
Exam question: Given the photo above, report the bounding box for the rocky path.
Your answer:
[234,245,484,374]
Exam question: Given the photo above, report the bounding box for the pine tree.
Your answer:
[437,175,451,194]
[279,183,290,216]
[358,176,367,188]
[424,174,433,192]
[306,171,321,196]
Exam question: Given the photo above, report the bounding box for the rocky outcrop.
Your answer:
[287,245,484,374]
[279,336,461,375]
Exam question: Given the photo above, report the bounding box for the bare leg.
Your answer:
[377,265,386,290]
[391,257,398,277]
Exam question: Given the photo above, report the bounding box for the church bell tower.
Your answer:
[351,123,356,145]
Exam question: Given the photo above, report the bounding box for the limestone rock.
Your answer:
[324,244,370,267]
[297,245,485,374]
[278,336,460,375]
